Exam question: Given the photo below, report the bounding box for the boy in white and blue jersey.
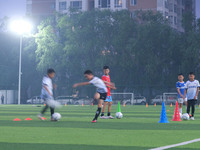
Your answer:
[184,72,200,120]
[176,73,187,114]
[38,68,56,121]
[73,70,113,123]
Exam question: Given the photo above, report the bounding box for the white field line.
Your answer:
[149,138,200,150]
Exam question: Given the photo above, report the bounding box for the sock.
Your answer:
[179,108,182,114]
[107,112,111,116]
[93,107,101,120]
[101,112,104,116]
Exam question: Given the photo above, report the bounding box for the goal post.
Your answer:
[111,93,134,105]
[163,92,178,105]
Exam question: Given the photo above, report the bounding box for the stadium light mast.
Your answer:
[10,20,32,105]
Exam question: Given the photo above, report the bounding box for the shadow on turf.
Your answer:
[0,142,151,150]
[0,120,199,131]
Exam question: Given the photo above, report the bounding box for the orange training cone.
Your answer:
[172,101,182,121]
[146,103,148,108]
[170,103,172,107]
[123,102,125,107]
[154,103,156,107]
[82,103,83,107]
[13,118,21,121]
[65,103,67,106]
[25,118,32,121]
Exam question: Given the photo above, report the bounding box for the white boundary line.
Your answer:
[149,138,200,150]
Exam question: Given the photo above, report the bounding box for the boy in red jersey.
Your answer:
[100,66,116,119]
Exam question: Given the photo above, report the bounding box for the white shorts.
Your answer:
[178,98,187,103]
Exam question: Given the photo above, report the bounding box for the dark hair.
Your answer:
[178,73,183,76]
[103,66,109,69]
[84,70,93,75]
[47,68,55,74]
[189,72,195,75]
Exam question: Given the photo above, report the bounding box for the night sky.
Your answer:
[0,0,199,19]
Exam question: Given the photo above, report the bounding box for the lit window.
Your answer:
[115,0,122,8]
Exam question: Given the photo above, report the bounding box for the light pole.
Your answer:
[10,20,32,105]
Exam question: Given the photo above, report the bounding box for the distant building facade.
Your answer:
[26,0,196,31]
[26,0,56,16]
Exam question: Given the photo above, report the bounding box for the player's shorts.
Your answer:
[178,98,187,103]
[98,92,107,101]
[104,96,112,102]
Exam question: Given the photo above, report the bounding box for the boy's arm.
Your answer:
[194,87,199,100]
[177,88,183,98]
[102,80,116,89]
[43,85,53,96]
[183,89,187,99]
[73,82,90,88]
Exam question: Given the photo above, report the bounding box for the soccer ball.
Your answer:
[115,112,123,119]
[179,113,183,119]
[182,113,189,120]
[52,113,61,121]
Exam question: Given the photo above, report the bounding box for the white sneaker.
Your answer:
[37,114,44,120]
[191,117,195,120]
[108,116,115,119]
[100,116,108,119]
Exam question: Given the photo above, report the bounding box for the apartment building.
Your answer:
[26,0,196,31]
[26,0,56,16]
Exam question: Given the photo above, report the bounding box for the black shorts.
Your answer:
[98,92,107,101]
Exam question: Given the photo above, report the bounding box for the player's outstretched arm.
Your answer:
[73,82,90,88]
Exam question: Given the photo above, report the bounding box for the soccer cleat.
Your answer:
[191,117,195,120]
[37,114,44,120]
[91,120,97,123]
[100,116,108,119]
[108,116,115,119]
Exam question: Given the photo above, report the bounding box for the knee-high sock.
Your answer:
[179,108,182,114]
[94,107,101,120]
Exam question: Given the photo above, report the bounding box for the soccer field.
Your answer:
[0,105,200,150]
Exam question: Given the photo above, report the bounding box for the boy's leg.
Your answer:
[108,102,113,116]
[101,101,108,117]
[178,103,182,114]
[184,98,188,112]
[93,99,103,121]
[50,107,54,117]
[191,100,196,117]
[41,103,49,115]
[178,98,183,114]
[92,92,105,121]
[187,100,191,115]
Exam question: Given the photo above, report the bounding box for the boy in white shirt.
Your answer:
[38,68,56,121]
[73,70,114,123]
[184,72,200,120]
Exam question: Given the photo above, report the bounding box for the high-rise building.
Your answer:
[26,0,195,31]
[26,0,56,16]
[127,0,196,31]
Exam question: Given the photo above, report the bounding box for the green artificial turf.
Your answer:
[0,104,200,150]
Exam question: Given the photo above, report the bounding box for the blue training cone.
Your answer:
[159,102,169,123]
